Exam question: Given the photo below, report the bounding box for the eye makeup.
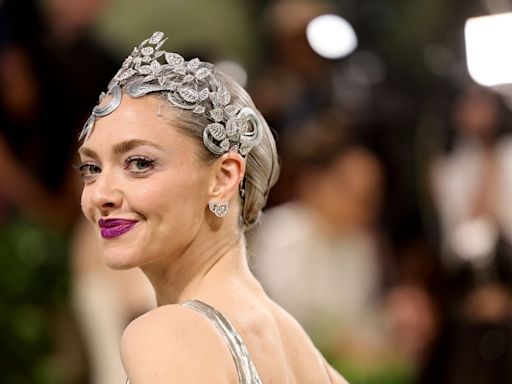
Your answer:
[124,156,156,177]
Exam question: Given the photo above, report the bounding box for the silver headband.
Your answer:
[79,31,262,157]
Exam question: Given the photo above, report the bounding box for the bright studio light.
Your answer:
[465,13,512,86]
[306,14,357,59]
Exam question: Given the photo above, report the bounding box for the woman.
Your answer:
[77,31,348,383]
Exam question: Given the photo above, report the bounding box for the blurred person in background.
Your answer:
[425,85,512,384]
[0,0,152,382]
[251,0,333,128]
[0,0,114,227]
[250,0,340,205]
[249,9,392,376]
[253,112,420,382]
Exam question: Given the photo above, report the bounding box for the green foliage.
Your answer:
[0,219,70,384]
[335,360,414,384]
[323,349,415,384]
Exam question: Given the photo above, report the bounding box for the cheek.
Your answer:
[130,173,208,223]
[80,188,95,223]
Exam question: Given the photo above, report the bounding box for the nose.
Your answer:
[89,171,123,216]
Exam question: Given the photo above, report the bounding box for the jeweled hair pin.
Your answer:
[79,31,262,157]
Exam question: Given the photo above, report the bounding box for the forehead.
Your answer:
[81,94,192,153]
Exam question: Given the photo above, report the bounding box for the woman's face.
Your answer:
[78,95,213,269]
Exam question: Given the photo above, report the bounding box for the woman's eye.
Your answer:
[125,157,155,176]
[77,163,101,182]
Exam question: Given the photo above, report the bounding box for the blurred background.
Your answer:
[1,0,512,383]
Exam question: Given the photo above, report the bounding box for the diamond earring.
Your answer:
[208,201,229,218]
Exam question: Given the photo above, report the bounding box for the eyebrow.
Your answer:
[78,139,166,158]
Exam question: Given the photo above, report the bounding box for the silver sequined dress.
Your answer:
[126,300,262,383]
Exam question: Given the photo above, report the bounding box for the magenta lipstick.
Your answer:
[98,218,138,239]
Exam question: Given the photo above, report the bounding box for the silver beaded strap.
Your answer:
[182,300,262,384]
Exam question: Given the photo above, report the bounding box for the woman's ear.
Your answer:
[209,152,245,201]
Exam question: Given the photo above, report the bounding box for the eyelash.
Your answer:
[124,156,156,177]
[76,156,156,183]
[76,163,101,184]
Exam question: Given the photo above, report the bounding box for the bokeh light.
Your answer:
[465,13,512,86]
[306,14,357,59]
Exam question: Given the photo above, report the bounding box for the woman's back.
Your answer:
[241,297,342,383]
[121,274,346,383]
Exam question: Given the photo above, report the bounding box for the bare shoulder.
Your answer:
[121,304,236,383]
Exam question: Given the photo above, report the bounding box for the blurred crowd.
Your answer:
[1,0,511,383]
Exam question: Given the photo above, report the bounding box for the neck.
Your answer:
[141,230,248,306]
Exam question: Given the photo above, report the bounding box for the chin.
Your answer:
[99,241,144,270]
[102,251,140,270]
[96,223,147,269]
[103,257,130,270]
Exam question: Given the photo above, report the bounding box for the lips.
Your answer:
[98,218,139,239]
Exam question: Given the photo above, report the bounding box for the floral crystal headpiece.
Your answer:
[79,31,261,157]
